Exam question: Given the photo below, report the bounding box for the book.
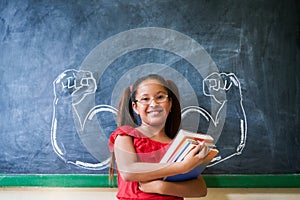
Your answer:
[160,129,216,163]
[167,139,198,163]
[160,129,219,182]
[173,139,199,162]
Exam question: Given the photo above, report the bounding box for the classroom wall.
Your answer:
[1,188,300,200]
[1,0,299,191]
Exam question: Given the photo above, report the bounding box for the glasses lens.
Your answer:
[140,98,150,104]
[156,94,168,102]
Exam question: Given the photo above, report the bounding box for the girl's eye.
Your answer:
[140,97,150,102]
[156,95,165,100]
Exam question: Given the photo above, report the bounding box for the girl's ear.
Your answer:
[132,102,139,115]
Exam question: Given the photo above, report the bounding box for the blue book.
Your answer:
[164,163,207,182]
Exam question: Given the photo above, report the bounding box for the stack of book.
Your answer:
[160,129,219,182]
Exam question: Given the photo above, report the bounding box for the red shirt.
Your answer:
[109,126,183,200]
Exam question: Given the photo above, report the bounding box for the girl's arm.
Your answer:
[114,135,209,182]
[139,175,207,197]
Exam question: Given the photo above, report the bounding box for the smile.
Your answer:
[147,110,163,114]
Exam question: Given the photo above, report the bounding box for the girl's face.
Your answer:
[132,79,172,128]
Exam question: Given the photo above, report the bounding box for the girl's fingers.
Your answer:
[190,143,202,155]
[197,145,210,158]
[185,142,209,160]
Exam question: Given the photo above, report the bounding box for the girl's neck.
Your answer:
[137,124,171,143]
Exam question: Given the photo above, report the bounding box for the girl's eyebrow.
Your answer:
[138,91,167,96]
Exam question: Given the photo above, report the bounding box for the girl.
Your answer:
[109,74,209,199]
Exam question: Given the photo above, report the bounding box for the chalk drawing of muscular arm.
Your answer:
[182,72,247,166]
[51,69,115,170]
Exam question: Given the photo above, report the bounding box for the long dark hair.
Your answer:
[109,74,182,185]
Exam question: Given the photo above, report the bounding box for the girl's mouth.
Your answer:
[147,110,163,115]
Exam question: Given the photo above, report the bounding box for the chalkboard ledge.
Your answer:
[0,174,299,188]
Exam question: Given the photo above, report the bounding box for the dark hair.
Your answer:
[109,74,182,185]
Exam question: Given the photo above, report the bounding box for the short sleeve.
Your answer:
[108,126,139,152]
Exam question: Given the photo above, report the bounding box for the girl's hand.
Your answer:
[139,177,208,197]
[139,180,163,194]
[180,142,210,174]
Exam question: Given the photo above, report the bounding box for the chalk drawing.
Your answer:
[51,69,116,170]
[50,27,247,170]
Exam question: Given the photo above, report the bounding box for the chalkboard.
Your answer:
[0,0,299,187]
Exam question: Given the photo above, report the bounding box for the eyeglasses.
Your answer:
[134,94,169,105]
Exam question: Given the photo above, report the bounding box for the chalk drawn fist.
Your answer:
[203,72,241,104]
[53,69,96,104]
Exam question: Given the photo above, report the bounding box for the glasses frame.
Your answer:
[134,94,169,105]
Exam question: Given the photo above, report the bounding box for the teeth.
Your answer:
[148,110,161,114]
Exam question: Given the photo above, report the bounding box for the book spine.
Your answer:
[170,140,192,162]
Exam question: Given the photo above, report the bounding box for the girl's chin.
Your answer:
[144,118,166,126]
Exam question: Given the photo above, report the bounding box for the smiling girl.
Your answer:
[109,74,209,199]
